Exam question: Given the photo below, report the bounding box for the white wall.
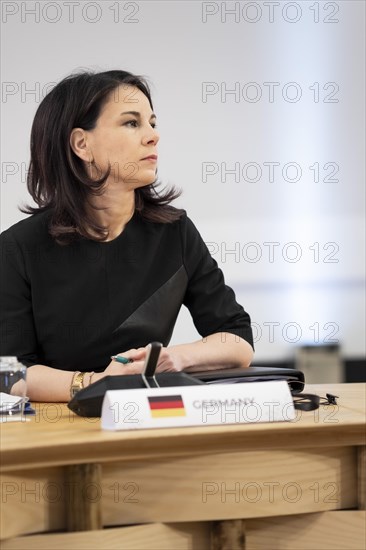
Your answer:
[1,1,365,361]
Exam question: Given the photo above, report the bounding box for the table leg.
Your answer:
[358,446,365,510]
[64,463,103,531]
[210,519,245,550]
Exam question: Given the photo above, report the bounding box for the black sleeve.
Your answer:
[0,230,39,366]
[181,215,254,349]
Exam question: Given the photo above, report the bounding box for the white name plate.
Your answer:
[101,380,295,431]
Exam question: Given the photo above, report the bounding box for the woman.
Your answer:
[0,70,254,402]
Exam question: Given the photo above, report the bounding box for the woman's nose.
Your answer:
[143,126,159,145]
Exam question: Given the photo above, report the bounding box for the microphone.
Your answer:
[141,342,162,388]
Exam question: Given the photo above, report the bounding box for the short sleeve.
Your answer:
[181,215,254,349]
[0,230,40,366]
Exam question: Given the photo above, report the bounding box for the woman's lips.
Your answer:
[142,157,158,163]
[141,156,158,162]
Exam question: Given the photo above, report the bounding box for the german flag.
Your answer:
[148,395,186,418]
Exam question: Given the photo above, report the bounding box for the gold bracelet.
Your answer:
[70,371,86,399]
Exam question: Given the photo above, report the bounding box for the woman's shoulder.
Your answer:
[166,209,201,236]
[155,209,206,252]
[0,210,52,245]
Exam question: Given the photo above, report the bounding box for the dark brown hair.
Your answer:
[21,70,183,244]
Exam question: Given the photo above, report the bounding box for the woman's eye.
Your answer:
[124,120,157,129]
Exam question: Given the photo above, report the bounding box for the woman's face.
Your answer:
[84,85,159,189]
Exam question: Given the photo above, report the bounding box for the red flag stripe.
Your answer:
[149,400,185,410]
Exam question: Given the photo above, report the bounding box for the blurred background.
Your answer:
[1,1,365,381]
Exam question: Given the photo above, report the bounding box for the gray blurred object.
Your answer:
[295,344,344,384]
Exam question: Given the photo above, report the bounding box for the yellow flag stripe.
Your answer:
[150,408,186,418]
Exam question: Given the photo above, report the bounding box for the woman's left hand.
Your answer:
[154,346,185,373]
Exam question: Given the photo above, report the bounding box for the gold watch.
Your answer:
[70,371,86,398]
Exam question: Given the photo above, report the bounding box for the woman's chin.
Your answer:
[132,177,157,189]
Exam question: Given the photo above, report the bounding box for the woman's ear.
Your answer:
[70,128,91,162]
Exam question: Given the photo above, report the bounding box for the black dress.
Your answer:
[0,209,253,371]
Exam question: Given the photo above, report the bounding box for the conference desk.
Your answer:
[0,383,365,549]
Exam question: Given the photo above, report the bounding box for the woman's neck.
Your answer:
[87,186,135,241]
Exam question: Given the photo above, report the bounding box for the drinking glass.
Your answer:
[0,357,27,419]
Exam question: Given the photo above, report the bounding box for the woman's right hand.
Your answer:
[92,348,148,383]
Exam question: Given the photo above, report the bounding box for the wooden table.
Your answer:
[0,383,365,549]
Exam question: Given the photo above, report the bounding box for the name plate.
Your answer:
[101,380,295,431]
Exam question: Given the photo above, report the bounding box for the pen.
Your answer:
[111,355,134,365]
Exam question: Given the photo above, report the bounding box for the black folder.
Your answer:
[191,366,305,393]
